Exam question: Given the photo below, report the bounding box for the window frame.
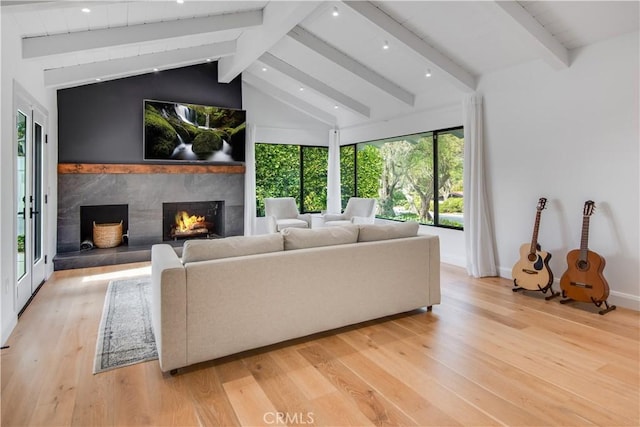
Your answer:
[255,142,329,215]
[341,125,464,230]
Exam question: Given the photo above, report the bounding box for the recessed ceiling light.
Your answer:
[81,7,90,13]
[333,105,339,109]
[382,40,389,50]
[206,58,212,62]
[332,6,339,17]
[261,67,267,72]
[299,87,304,91]
[153,68,159,72]
[425,69,432,78]
[95,78,101,81]
[176,0,184,4]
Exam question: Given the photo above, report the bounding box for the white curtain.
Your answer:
[463,94,498,277]
[327,129,342,213]
[244,124,257,235]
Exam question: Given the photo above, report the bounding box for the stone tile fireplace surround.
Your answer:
[55,164,244,270]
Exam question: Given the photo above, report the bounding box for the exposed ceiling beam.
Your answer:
[492,1,569,69]
[43,41,236,88]
[217,1,321,83]
[2,1,115,11]
[259,52,370,118]
[343,1,476,93]
[287,25,415,106]
[243,72,337,126]
[23,9,262,59]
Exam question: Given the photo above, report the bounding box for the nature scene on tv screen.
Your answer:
[144,100,246,162]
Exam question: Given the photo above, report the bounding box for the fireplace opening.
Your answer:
[80,204,129,249]
[162,201,224,241]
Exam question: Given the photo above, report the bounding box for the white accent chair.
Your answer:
[322,197,377,227]
[264,197,312,233]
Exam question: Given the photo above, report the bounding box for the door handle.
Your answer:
[29,208,40,219]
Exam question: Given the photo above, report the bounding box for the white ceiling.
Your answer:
[2,0,638,129]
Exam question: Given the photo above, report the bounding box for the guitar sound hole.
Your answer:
[527,253,537,262]
[577,260,589,271]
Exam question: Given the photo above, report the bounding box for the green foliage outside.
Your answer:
[302,147,328,212]
[340,145,355,209]
[255,144,300,216]
[440,197,463,213]
[254,129,464,229]
[17,112,26,157]
[348,129,464,227]
[356,146,383,199]
[17,235,25,253]
[255,144,329,215]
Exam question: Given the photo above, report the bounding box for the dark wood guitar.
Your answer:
[560,200,615,314]
[512,198,558,299]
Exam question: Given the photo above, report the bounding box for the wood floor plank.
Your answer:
[1,261,638,426]
[298,344,419,426]
[438,300,639,422]
[222,375,284,426]
[270,347,337,401]
[401,329,622,426]
[338,330,504,427]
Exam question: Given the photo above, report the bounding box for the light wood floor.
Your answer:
[1,262,639,427]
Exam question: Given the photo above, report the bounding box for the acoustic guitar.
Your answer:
[559,200,615,314]
[512,198,557,298]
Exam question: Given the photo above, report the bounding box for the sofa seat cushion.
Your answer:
[282,225,359,250]
[276,218,310,231]
[182,233,284,263]
[358,222,420,242]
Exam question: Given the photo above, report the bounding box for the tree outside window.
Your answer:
[342,127,464,229]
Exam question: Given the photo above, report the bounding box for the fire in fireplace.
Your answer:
[172,211,208,239]
[162,201,224,241]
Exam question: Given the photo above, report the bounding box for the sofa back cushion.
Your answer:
[358,222,420,242]
[182,234,284,263]
[282,225,359,250]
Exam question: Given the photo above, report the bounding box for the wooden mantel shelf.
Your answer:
[58,163,245,175]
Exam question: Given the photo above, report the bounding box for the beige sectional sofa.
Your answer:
[150,222,440,373]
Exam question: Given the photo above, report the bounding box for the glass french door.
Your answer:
[16,98,47,313]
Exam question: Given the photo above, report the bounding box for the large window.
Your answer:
[255,143,328,216]
[341,127,464,229]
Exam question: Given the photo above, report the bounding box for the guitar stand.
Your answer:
[559,297,617,315]
[512,281,561,300]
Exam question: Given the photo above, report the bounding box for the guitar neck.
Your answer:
[579,215,590,261]
[529,210,542,255]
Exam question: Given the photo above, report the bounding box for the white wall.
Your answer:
[480,31,639,309]
[1,16,58,344]
[243,83,332,146]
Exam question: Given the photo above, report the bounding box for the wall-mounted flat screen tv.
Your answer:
[143,99,246,163]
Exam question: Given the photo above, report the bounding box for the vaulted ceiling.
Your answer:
[2,0,638,128]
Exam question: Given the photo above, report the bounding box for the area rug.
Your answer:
[93,276,158,374]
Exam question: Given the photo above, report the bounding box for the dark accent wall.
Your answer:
[57,62,243,164]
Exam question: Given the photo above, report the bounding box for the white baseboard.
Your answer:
[1,316,17,346]
[498,266,639,311]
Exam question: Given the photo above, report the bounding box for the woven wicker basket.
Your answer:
[93,221,123,248]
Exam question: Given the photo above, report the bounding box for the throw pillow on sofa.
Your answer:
[182,233,284,263]
[358,222,420,242]
[281,225,359,250]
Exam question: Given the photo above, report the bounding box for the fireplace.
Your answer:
[162,201,224,241]
[80,204,128,248]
